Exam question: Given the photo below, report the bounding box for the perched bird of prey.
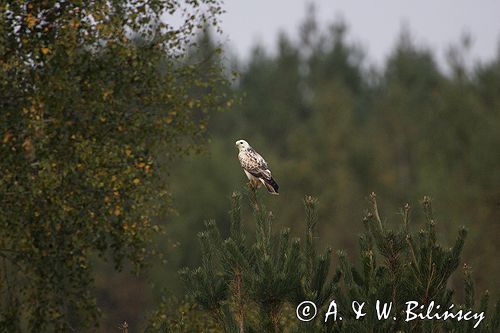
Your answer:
[235,139,279,195]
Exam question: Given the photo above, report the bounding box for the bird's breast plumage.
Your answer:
[239,148,265,170]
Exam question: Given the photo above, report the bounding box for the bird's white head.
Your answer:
[235,139,250,151]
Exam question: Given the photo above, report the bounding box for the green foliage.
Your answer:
[144,294,219,333]
[331,193,496,332]
[0,1,229,331]
[179,191,302,332]
[172,191,499,333]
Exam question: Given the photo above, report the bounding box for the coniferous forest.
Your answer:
[1,2,499,332]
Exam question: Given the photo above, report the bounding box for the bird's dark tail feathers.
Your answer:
[263,177,279,195]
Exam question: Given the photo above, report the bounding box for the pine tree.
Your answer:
[173,190,499,333]
[180,190,303,332]
[331,193,499,332]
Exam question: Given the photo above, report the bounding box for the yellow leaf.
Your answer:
[3,131,13,143]
[70,19,80,29]
[114,206,122,216]
[26,14,37,28]
[22,137,32,152]
[132,178,140,185]
[41,47,50,55]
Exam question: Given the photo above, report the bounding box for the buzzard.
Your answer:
[235,139,279,195]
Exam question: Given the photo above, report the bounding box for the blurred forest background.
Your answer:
[1,2,499,332]
[137,11,500,333]
[143,11,500,331]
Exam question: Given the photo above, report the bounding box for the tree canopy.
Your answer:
[0,1,229,331]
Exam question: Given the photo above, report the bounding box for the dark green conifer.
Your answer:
[176,190,499,333]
